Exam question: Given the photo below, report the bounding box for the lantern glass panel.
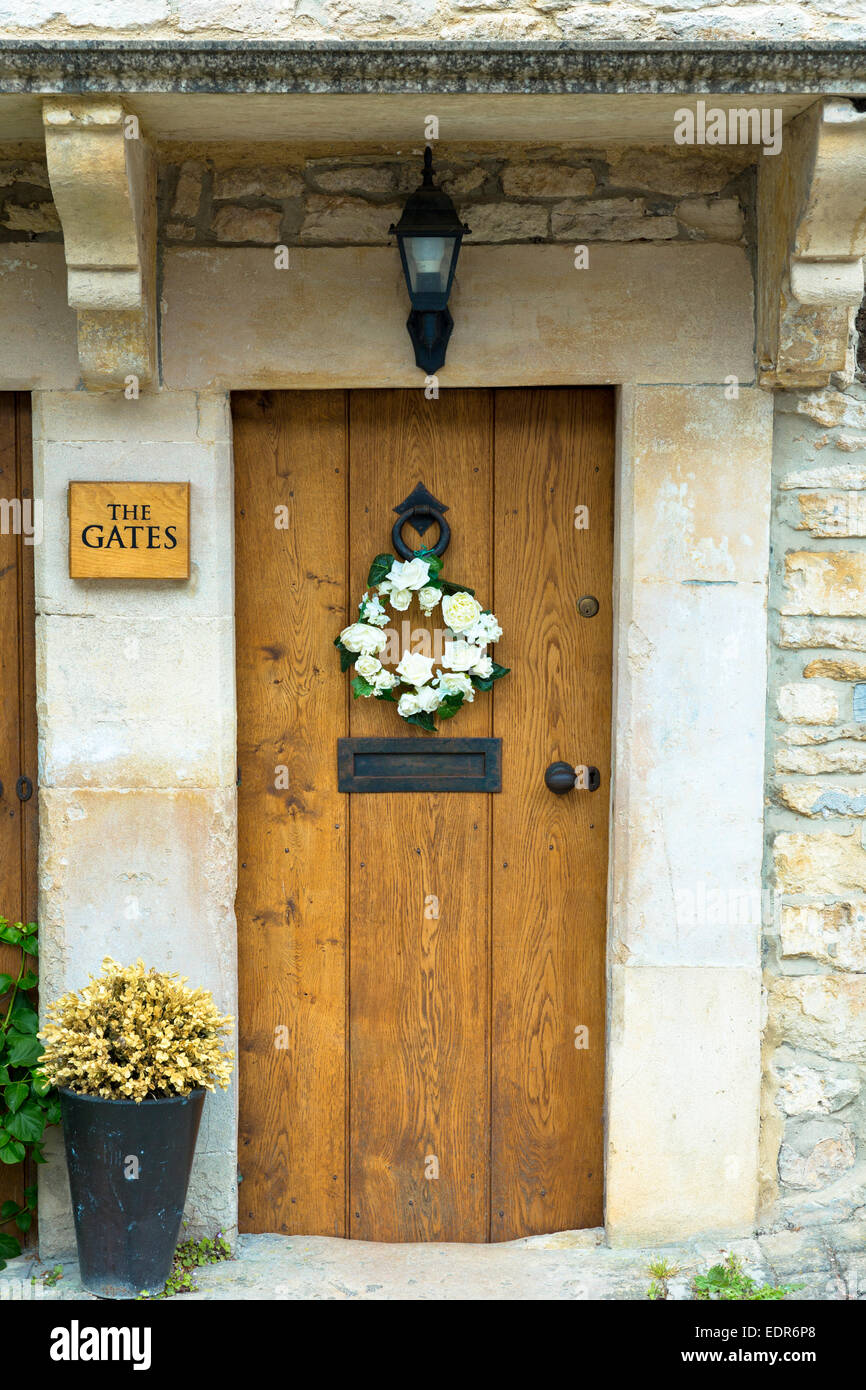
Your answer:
[402,235,457,304]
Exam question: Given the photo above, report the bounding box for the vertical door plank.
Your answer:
[491,388,614,1239]
[234,391,349,1236]
[0,394,37,1231]
[348,390,492,1242]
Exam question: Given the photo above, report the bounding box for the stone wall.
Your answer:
[764,382,866,1230]
[0,0,858,41]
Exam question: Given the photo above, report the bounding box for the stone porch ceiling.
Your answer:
[0,40,862,145]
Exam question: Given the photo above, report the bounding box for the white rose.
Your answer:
[355,654,382,681]
[470,653,494,678]
[377,580,393,596]
[442,640,484,673]
[436,671,475,701]
[360,595,388,628]
[372,669,398,691]
[414,684,442,713]
[397,691,421,718]
[396,650,435,686]
[340,622,388,655]
[465,612,503,645]
[441,591,483,633]
[388,557,431,591]
[418,586,441,615]
[389,588,412,611]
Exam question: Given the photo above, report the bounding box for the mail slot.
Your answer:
[338,737,502,793]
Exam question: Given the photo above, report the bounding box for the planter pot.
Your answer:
[59,1086,205,1299]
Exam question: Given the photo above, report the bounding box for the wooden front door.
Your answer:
[234,388,614,1243]
[0,394,37,1230]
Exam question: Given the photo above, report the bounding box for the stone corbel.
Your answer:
[758,99,866,389]
[43,98,156,389]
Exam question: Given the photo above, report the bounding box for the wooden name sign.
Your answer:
[68,483,190,579]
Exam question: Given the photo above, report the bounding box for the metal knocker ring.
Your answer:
[391,505,451,561]
[16,776,33,803]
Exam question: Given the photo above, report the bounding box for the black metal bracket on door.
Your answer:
[392,482,450,560]
[16,776,33,802]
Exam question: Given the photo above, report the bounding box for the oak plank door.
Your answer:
[0,394,38,1233]
[234,388,614,1242]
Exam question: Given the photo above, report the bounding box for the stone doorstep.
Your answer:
[3,1224,864,1301]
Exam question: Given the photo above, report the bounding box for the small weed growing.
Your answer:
[137,1231,232,1300]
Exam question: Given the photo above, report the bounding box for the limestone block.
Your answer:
[211,205,282,244]
[779,617,866,651]
[778,1121,856,1190]
[774,831,866,894]
[775,1055,861,1115]
[778,783,866,817]
[31,392,234,621]
[804,657,866,681]
[782,552,866,617]
[675,197,744,242]
[171,160,204,219]
[606,965,760,1245]
[606,146,748,196]
[305,164,397,197]
[626,386,772,584]
[37,786,238,1258]
[1,202,60,234]
[780,902,866,972]
[460,201,548,242]
[500,163,594,199]
[768,973,866,1061]
[611,582,765,969]
[793,389,866,433]
[37,614,236,789]
[0,245,78,390]
[777,744,866,775]
[796,493,866,538]
[162,244,755,389]
[777,682,839,723]
[550,197,677,242]
[300,195,403,244]
[213,165,303,200]
[439,166,487,197]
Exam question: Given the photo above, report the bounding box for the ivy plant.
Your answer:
[0,916,58,1272]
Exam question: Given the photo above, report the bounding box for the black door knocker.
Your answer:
[391,482,451,560]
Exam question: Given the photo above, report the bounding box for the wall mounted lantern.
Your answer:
[390,146,471,374]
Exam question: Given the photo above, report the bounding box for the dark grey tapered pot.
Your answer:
[60,1087,205,1299]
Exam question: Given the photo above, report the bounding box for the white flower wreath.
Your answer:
[334,546,509,731]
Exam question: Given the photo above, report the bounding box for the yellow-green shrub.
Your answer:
[38,957,234,1102]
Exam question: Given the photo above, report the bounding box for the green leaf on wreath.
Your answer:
[367,553,395,587]
[351,675,374,699]
[471,663,511,692]
[375,687,397,702]
[335,642,355,673]
[405,711,437,733]
[439,579,475,596]
[414,549,443,578]
[437,694,464,720]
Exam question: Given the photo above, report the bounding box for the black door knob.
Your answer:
[544,762,601,794]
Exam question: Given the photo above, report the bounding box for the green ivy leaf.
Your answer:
[18,971,37,991]
[0,1200,20,1219]
[0,923,22,947]
[0,1068,9,1087]
[30,1072,51,1097]
[0,1232,22,1258]
[367,553,394,587]
[20,938,38,958]
[6,1032,43,1068]
[6,1101,46,1145]
[351,675,374,699]
[405,711,437,733]
[0,974,12,994]
[14,1210,32,1234]
[0,1139,25,1165]
[9,997,39,1034]
[3,1082,28,1114]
